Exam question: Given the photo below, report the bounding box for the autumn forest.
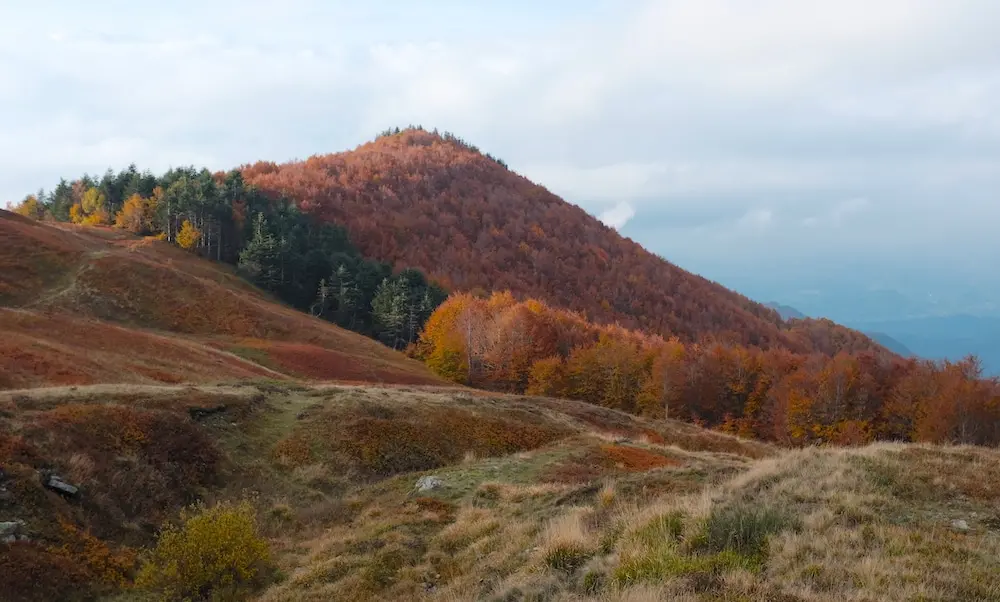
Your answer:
[9,127,999,447]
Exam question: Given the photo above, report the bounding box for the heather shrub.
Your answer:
[136,500,272,601]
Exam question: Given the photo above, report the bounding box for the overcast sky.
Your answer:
[3,1,999,317]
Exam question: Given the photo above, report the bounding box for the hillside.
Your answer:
[0,209,444,388]
[2,382,997,601]
[242,129,882,357]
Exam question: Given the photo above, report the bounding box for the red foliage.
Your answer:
[0,542,93,602]
[600,444,679,472]
[242,129,883,356]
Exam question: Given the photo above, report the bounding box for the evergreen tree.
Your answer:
[238,213,282,292]
[372,276,410,349]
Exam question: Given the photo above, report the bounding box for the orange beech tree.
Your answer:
[417,291,1000,446]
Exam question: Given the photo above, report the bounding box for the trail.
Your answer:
[23,249,108,310]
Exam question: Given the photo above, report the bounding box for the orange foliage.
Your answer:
[420,291,1000,446]
[600,444,679,472]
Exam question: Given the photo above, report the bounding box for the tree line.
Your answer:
[6,165,447,349]
[415,292,1000,446]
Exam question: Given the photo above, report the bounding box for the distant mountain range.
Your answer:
[849,314,1000,375]
[766,302,916,359]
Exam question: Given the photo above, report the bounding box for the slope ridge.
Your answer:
[0,209,445,388]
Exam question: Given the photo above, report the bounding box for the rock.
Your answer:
[43,474,79,497]
[0,520,26,543]
[415,476,444,492]
[951,519,970,532]
[0,520,24,536]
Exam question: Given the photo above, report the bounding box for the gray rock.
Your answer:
[0,520,24,536]
[415,475,444,492]
[0,520,26,543]
[44,474,79,497]
[951,519,970,532]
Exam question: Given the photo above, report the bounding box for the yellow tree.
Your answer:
[526,356,567,397]
[176,220,202,250]
[636,338,687,419]
[7,194,46,220]
[115,192,160,235]
[78,187,109,225]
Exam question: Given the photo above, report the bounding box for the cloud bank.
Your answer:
[2,1,999,315]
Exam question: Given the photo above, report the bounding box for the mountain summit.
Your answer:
[244,128,880,356]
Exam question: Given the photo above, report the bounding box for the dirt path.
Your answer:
[23,249,108,310]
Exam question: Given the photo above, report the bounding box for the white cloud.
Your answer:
[1,0,1000,300]
[738,208,775,232]
[598,201,636,230]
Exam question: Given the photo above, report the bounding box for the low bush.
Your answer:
[136,500,272,601]
[693,502,793,564]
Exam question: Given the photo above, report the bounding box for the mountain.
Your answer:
[851,314,1000,374]
[765,301,915,357]
[243,128,883,357]
[864,331,916,358]
[0,208,444,389]
[765,301,806,321]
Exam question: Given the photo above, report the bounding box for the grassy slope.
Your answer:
[2,383,997,601]
[0,210,444,388]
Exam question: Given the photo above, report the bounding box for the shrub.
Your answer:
[633,511,685,549]
[136,500,272,601]
[694,502,793,564]
[0,542,93,602]
[545,543,593,573]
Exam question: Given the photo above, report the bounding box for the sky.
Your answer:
[2,1,999,321]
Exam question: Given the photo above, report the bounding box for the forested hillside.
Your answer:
[7,164,446,350]
[242,127,883,356]
[416,292,1000,446]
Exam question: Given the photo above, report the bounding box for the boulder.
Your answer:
[415,475,444,492]
[43,473,80,497]
[951,519,970,532]
[0,519,26,544]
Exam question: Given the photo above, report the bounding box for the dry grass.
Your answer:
[0,214,446,389]
[2,368,998,601]
[541,508,598,572]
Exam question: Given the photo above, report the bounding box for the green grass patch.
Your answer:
[692,501,794,564]
[544,543,594,573]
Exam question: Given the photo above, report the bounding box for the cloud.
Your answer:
[2,0,1000,314]
[598,201,636,230]
[738,208,775,232]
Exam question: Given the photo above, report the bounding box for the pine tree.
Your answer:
[238,213,281,291]
[372,277,409,349]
